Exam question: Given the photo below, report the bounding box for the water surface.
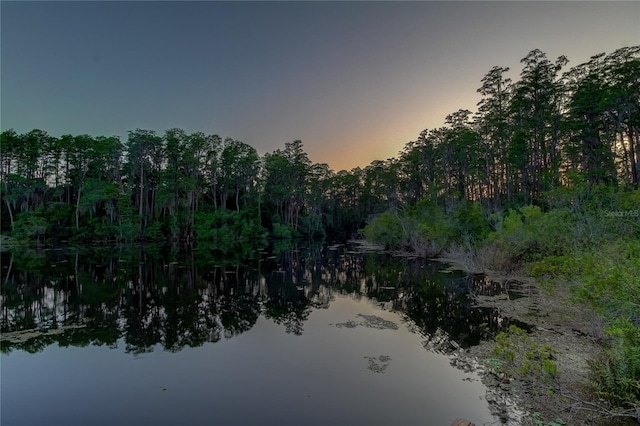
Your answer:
[1,243,520,425]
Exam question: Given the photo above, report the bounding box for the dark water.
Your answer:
[1,242,524,426]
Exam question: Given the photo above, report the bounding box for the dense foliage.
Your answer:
[0,133,366,244]
[2,47,638,246]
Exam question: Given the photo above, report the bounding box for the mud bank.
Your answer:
[461,277,615,425]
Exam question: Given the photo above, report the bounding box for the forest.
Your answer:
[1,47,638,248]
[0,47,638,248]
[2,46,640,416]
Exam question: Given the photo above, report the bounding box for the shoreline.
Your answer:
[437,255,615,426]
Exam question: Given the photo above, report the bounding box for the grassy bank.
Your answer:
[363,186,640,423]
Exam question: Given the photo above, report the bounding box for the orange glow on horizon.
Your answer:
[308,94,481,172]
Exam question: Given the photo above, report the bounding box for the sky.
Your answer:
[2,1,639,172]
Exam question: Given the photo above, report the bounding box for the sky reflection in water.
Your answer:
[1,244,512,425]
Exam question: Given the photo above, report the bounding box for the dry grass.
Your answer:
[440,243,484,274]
[407,238,443,258]
[477,242,519,273]
[438,241,519,276]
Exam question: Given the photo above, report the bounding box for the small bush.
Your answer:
[143,221,164,241]
[492,325,559,389]
[271,222,294,239]
[451,201,491,241]
[415,201,490,246]
[590,319,640,409]
[12,210,48,242]
[528,255,581,279]
[363,212,405,249]
[487,206,576,266]
[194,208,266,251]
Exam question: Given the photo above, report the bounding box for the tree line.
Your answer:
[398,46,639,209]
[0,131,362,244]
[1,46,638,244]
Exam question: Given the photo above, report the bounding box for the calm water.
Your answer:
[1,242,521,425]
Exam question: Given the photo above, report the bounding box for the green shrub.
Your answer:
[271,222,294,239]
[492,325,559,390]
[488,206,575,263]
[590,319,640,409]
[571,241,640,321]
[529,255,581,279]
[144,221,164,241]
[12,210,48,241]
[363,211,405,249]
[452,201,491,241]
[194,208,266,251]
[413,200,490,245]
[363,201,490,252]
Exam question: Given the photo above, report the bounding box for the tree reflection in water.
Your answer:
[0,243,527,354]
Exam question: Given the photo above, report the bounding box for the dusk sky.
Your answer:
[2,1,639,171]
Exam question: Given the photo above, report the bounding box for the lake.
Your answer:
[1,242,521,425]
